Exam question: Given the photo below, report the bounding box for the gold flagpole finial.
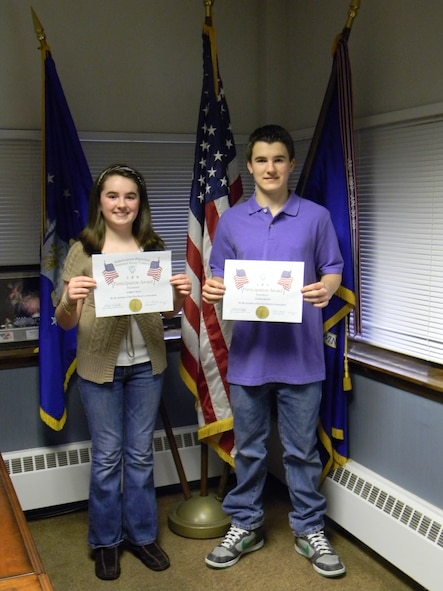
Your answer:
[344,0,361,31]
[31,7,50,51]
[203,0,215,23]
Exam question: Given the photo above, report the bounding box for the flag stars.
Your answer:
[207,125,216,136]
[47,173,55,184]
[63,189,71,198]
[208,167,217,177]
[199,158,207,168]
[214,151,223,161]
[200,140,210,152]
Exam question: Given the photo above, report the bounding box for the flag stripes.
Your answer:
[180,22,242,465]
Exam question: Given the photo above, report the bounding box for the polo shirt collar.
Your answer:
[247,190,301,217]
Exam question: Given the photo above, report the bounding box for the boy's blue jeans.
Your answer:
[78,362,164,549]
[223,381,326,537]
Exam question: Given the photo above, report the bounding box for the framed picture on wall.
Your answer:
[0,267,40,346]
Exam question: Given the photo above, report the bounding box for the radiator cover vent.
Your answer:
[323,460,443,591]
[329,465,443,549]
[3,426,223,512]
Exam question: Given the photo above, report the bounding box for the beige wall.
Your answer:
[1,0,443,135]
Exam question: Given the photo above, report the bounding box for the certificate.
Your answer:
[92,251,173,317]
[222,259,304,323]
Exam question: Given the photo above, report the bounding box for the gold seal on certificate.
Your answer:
[256,306,270,319]
[129,298,143,313]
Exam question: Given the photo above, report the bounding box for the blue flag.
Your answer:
[39,48,92,430]
[296,34,359,477]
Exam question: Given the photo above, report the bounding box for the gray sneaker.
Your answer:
[205,525,264,569]
[295,530,346,577]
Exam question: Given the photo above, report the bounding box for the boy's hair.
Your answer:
[246,124,295,162]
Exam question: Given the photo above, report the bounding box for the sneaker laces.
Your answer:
[305,531,333,555]
[220,526,249,549]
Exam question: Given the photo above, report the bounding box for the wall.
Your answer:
[1,0,442,511]
[4,1,443,135]
[0,350,198,453]
[1,0,262,134]
[349,374,443,510]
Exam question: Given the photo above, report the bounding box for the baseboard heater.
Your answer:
[322,460,442,591]
[268,422,442,591]
[2,425,224,512]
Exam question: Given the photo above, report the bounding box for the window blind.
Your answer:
[0,139,41,266]
[354,118,443,364]
[1,122,441,365]
[81,138,257,275]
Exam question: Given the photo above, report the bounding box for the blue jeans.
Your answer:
[223,382,326,537]
[78,362,164,549]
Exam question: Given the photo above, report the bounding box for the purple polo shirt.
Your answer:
[209,191,344,386]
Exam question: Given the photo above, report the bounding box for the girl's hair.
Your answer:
[79,164,165,255]
[246,124,295,162]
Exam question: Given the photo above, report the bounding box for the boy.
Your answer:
[202,124,345,578]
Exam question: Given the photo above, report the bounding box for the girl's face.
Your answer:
[99,174,140,231]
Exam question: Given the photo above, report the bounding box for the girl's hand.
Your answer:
[170,274,192,299]
[65,276,97,303]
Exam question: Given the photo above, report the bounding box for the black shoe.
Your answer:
[131,541,170,571]
[95,546,121,580]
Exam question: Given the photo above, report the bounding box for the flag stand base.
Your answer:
[160,400,232,539]
[167,442,231,539]
[167,493,231,539]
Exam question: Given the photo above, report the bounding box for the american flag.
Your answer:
[103,262,119,285]
[277,270,294,291]
[147,259,162,281]
[234,268,249,290]
[179,19,243,467]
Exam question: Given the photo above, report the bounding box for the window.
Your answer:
[351,116,443,365]
[2,116,441,367]
[0,132,256,274]
[0,136,41,266]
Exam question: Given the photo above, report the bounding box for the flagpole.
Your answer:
[31,7,50,249]
[344,0,361,36]
[168,0,231,539]
[203,0,215,24]
[297,0,361,194]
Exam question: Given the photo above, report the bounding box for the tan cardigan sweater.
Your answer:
[62,241,167,383]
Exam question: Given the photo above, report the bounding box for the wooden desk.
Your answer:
[0,453,54,591]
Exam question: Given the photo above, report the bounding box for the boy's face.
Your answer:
[247,141,295,196]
